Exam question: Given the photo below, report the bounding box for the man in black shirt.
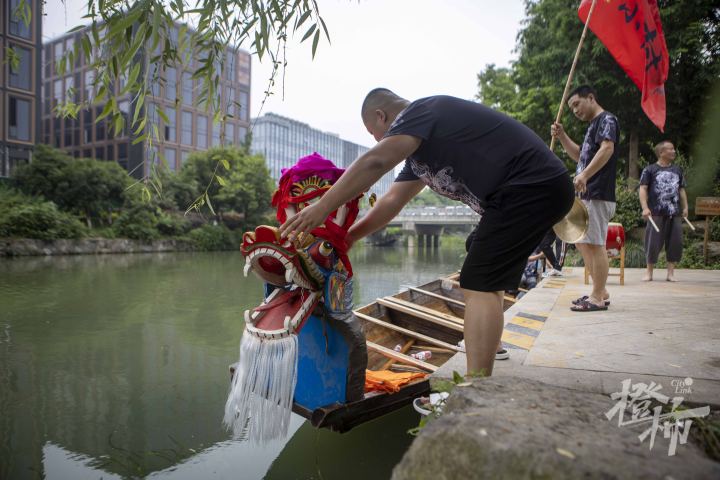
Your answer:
[639,141,688,282]
[551,85,619,312]
[280,88,573,377]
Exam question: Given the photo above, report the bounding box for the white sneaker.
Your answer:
[542,269,563,278]
[457,340,510,360]
[413,392,449,416]
[495,348,510,360]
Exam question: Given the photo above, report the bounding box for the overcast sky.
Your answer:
[43,0,526,148]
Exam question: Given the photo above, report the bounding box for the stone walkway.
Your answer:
[436,267,720,407]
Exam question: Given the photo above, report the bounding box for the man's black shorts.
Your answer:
[460,174,574,292]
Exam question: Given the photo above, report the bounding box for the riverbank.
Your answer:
[401,267,720,478]
[0,237,200,256]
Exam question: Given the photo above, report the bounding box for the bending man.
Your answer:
[280,89,573,377]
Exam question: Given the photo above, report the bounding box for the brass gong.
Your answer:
[553,197,589,243]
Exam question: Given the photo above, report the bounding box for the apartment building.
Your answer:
[0,0,42,177]
[41,24,251,178]
[251,112,393,197]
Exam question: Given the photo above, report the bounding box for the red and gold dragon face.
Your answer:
[240,153,361,339]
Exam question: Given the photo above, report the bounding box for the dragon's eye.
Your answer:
[319,241,333,256]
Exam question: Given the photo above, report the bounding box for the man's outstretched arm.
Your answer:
[279,134,421,239]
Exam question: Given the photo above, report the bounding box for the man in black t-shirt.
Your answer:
[280,88,574,377]
[639,141,688,282]
[551,85,619,312]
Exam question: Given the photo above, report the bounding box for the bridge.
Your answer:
[359,206,480,248]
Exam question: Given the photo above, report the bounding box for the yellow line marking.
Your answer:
[501,330,536,350]
[509,316,545,330]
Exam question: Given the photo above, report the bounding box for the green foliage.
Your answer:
[12,145,130,226]
[0,201,86,240]
[156,212,192,236]
[186,224,239,251]
[0,184,86,239]
[112,204,160,241]
[408,370,480,436]
[710,217,720,243]
[46,1,328,177]
[612,179,643,230]
[407,188,456,207]
[145,166,200,211]
[181,147,274,227]
[477,0,720,173]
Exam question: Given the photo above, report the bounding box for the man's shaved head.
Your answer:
[361,88,408,121]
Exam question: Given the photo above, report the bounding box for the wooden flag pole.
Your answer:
[550,0,599,151]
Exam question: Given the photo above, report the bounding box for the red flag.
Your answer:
[579,0,669,131]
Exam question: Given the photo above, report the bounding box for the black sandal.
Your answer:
[570,299,608,312]
[572,295,610,306]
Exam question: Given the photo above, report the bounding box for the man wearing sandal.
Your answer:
[551,85,619,312]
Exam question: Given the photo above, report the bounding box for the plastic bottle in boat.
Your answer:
[410,350,432,361]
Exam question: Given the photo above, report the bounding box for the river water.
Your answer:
[0,243,466,480]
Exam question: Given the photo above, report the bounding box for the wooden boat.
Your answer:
[297,296,464,432]
[298,277,517,433]
[387,278,518,318]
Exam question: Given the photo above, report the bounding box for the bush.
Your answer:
[112,204,160,241]
[156,212,191,236]
[612,179,643,230]
[12,145,130,226]
[0,201,86,239]
[186,224,239,251]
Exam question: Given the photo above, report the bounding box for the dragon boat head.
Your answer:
[225,153,368,443]
[239,153,361,339]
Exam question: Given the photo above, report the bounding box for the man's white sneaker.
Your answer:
[457,340,511,360]
[495,348,510,360]
[542,269,563,278]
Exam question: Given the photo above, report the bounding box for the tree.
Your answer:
[477,0,720,178]
[179,147,274,226]
[12,145,130,227]
[9,0,329,205]
[407,188,456,207]
[215,154,275,227]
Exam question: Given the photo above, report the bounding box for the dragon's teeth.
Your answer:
[243,261,252,277]
[285,267,296,283]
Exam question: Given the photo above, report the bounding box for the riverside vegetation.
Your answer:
[0,145,275,253]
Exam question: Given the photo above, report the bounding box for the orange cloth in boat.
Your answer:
[364,369,427,394]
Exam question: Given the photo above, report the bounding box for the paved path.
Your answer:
[436,267,720,407]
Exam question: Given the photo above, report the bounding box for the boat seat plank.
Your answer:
[408,287,466,307]
[366,341,437,372]
[383,296,464,325]
[375,298,464,333]
[353,310,461,351]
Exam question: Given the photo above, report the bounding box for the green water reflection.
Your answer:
[0,244,465,479]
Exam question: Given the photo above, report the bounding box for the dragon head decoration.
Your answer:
[225,153,362,442]
[240,153,361,339]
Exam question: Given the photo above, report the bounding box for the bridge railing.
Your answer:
[359,205,480,219]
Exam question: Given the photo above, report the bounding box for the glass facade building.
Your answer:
[251,113,394,197]
[41,23,251,179]
[1,0,42,177]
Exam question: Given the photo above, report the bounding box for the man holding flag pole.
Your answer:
[549,0,669,311]
[552,86,619,311]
